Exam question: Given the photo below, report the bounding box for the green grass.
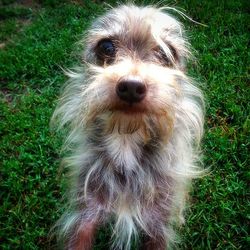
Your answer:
[0,0,249,249]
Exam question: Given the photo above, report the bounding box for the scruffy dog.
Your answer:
[52,4,204,250]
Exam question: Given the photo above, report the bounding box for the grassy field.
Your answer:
[0,0,249,249]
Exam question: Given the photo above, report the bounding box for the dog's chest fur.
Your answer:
[83,122,173,213]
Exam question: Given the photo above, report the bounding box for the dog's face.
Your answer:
[80,5,192,139]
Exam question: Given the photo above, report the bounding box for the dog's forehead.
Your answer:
[89,5,181,43]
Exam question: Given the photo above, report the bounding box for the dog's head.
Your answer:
[54,5,203,142]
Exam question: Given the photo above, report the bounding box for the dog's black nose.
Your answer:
[116,79,146,103]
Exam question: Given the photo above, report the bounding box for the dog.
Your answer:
[52,4,204,250]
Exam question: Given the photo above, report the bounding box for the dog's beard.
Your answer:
[85,107,174,144]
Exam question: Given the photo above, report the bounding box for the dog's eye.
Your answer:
[159,48,171,65]
[99,40,115,56]
[154,47,172,67]
[96,39,116,65]
[154,45,179,67]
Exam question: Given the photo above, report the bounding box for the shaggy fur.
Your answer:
[52,4,204,250]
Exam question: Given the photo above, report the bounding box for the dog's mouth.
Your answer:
[110,101,148,114]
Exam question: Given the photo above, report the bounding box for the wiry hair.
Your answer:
[52,4,205,250]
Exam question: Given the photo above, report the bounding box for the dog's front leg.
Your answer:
[139,206,169,250]
[67,219,98,250]
[65,205,102,250]
[140,233,167,250]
